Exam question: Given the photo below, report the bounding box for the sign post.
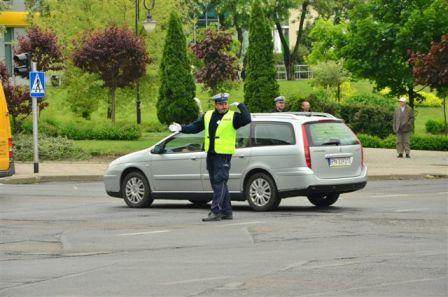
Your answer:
[29,64,45,174]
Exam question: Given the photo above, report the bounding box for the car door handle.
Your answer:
[191,157,197,160]
[236,155,245,158]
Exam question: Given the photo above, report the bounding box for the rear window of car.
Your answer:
[254,122,295,146]
[306,121,358,146]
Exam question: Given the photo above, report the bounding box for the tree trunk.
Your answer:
[274,19,292,80]
[110,87,116,125]
[337,83,341,102]
[290,1,309,70]
[235,25,244,58]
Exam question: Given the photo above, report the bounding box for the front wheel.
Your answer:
[307,193,340,207]
[122,171,153,208]
[245,173,280,211]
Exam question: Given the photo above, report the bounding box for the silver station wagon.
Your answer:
[104,112,367,211]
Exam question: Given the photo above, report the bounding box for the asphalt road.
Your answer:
[0,180,447,297]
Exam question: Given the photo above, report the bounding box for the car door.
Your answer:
[150,131,205,192]
[201,124,251,192]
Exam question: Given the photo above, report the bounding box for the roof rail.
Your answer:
[251,112,337,119]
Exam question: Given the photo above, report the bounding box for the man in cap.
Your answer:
[272,96,287,112]
[393,97,414,158]
[169,93,251,221]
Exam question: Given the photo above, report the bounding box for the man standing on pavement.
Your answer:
[272,96,287,112]
[169,93,251,221]
[393,97,414,158]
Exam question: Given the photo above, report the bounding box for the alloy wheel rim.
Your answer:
[125,177,145,203]
[249,178,271,206]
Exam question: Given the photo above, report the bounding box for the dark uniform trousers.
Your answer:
[206,153,232,215]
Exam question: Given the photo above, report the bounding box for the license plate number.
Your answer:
[329,157,352,167]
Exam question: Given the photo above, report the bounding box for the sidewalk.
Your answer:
[1,148,447,184]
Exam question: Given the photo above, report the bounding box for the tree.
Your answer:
[191,28,239,95]
[410,34,448,135]
[15,26,63,71]
[312,60,349,101]
[244,1,279,112]
[157,11,198,125]
[72,25,150,124]
[307,18,347,64]
[0,63,47,133]
[341,0,448,108]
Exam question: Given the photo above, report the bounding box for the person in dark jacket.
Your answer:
[272,96,287,112]
[169,93,251,221]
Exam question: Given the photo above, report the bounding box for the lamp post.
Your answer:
[135,0,156,124]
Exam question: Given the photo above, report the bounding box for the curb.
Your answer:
[0,175,104,184]
[1,174,447,185]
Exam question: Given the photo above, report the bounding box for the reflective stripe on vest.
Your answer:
[204,110,236,155]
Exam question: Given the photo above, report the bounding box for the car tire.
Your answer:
[245,172,280,211]
[307,193,340,207]
[189,200,210,207]
[122,171,153,208]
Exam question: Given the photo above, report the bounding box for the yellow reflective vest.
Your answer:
[204,110,236,155]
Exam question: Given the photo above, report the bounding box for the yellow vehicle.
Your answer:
[0,84,14,177]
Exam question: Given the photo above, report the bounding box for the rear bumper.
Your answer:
[279,181,367,198]
[0,162,15,178]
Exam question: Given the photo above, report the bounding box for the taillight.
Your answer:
[355,138,364,168]
[301,125,312,169]
[8,137,13,160]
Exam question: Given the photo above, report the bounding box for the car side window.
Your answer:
[236,124,251,148]
[163,131,204,154]
[253,122,295,146]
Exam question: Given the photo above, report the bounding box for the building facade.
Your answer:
[0,0,27,75]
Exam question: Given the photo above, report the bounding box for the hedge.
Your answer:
[22,119,142,140]
[13,134,88,161]
[425,119,448,135]
[358,134,448,151]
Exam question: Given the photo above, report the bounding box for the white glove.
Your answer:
[169,122,182,133]
[230,102,240,107]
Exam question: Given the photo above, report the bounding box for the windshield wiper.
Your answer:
[321,139,341,146]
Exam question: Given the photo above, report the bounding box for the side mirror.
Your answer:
[151,143,165,154]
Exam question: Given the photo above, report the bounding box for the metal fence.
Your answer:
[275,64,313,80]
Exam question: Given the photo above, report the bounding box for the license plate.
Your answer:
[329,157,352,167]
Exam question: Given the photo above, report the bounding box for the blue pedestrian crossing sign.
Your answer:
[29,71,45,98]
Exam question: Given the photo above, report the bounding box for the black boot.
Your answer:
[406,154,410,158]
[221,212,233,220]
[202,212,222,222]
[397,153,403,158]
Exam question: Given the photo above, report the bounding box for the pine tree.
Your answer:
[157,11,198,125]
[244,1,279,112]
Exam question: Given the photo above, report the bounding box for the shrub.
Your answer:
[311,60,349,101]
[13,134,87,161]
[340,104,394,138]
[358,134,448,151]
[244,1,279,112]
[343,93,395,109]
[22,119,142,140]
[426,119,447,134]
[415,91,443,107]
[157,11,198,125]
[287,90,340,116]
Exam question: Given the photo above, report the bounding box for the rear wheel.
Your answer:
[245,173,280,211]
[122,171,153,208]
[307,193,340,207]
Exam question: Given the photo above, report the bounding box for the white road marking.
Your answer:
[395,208,429,213]
[434,192,448,196]
[221,221,262,227]
[371,194,410,198]
[117,230,170,236]
[160,276,229,285]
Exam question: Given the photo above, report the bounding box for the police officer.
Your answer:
[272,96,287,112]
[169,93,251,221]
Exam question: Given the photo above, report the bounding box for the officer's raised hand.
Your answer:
[169,122,182,133]
[229,102,240,107]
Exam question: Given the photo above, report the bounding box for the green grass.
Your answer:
[414,106,447,135]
